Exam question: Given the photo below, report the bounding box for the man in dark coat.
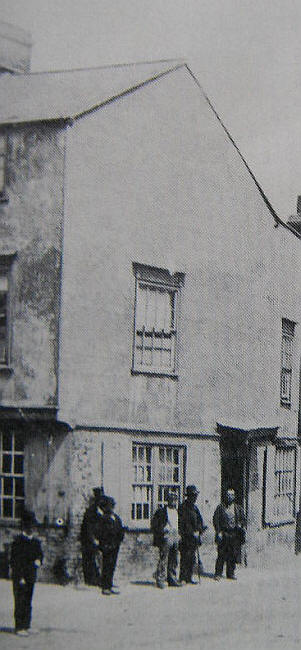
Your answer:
[151,490,182,589]
[213,488,246,580]
[96,496,124,595]
[178,485,207,584]
[80,487,105,585]
[10,510,43,637]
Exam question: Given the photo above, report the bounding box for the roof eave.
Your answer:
[0,63,186,128]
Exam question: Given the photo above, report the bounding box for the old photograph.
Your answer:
[0,1,300,648]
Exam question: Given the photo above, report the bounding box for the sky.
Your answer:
[2,0,301,217]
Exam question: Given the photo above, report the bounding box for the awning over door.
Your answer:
[217,423,278,444]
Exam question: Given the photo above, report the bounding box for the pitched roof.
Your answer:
[0,57,299,241]
[0,60,182,125]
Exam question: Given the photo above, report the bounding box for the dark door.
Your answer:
[220,433,247,508]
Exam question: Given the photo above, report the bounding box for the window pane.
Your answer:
[14,435,24,452]
[15,477,24,497]
[2,455,12,473]
[3,498,13,517]
[3,476,13,495]
[14,456,24,475]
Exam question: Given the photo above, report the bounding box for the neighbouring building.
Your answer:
[0,22,300,582]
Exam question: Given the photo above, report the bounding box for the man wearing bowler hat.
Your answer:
[80,487,105,585]
[96,496,125,595]
[10,509,43,636]
[178,485,207,584]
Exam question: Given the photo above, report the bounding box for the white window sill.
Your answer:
[132,367,178,379]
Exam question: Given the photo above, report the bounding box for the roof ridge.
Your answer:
[12,58,185,78]
[184,64,301,241]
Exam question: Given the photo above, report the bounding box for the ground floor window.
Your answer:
[0,430,25,519]
[263,444,296,526]
[131,443,185,526]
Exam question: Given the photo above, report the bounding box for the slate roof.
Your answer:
[0,60,182,125]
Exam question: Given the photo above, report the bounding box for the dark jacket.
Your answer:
[80,505,103,548]
[151,506,174,547]
[213,503,246,544]
[178,500,206,548]
[10,534,43,583]
[96,512,124,553]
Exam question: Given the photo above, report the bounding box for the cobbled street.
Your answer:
[1,555,301,650]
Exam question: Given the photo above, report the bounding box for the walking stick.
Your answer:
[196,546,202,583]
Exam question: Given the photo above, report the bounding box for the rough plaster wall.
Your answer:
[59,66,301,441]
[68,430,219,529]
[0,122,65,405]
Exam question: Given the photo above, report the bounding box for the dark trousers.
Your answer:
[215,538,236,578]
[13,580,35,631]
[81,545,101,586]
[101,547,119,590]
[179,545,196,582]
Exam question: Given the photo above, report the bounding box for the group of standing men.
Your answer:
[81,483,247,593]
[152,484,246,588]
[8,484,246,635]
[80,488,124,595]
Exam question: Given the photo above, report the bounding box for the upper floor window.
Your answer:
[0,133,8,202]
[132,263,184,376]
[0,430,25,519]
[280,319,295,408]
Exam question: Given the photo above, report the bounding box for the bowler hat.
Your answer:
[185,485,199,496]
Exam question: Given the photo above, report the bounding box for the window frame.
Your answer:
[263,443,297,527]
[280,318,295,409]
[0,429,25,521]
[132,263,184,377]
[0,254,15,368]
[0,131,8,203]
[131,442,185,529]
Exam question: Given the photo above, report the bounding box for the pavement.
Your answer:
[1,556,301,650]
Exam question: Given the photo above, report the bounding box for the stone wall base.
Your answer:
[0,524,298,583]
